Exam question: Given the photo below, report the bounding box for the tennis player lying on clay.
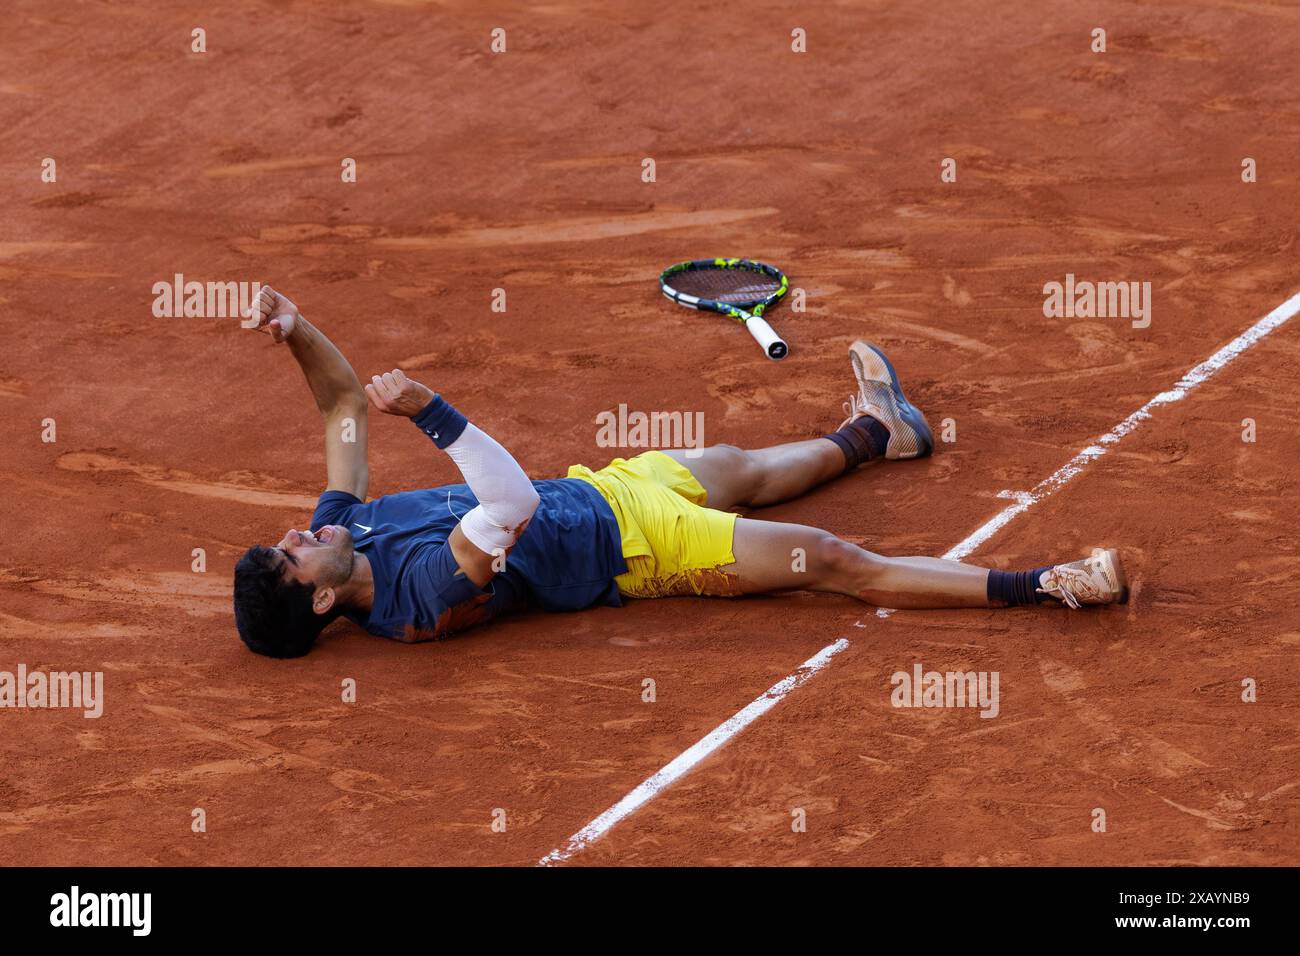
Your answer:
[233,287,1128,658]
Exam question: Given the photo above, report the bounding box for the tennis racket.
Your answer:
[659,258,790,360]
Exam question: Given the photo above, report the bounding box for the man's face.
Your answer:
[272,524,356,595]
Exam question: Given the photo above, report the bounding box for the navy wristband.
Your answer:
[411,394,469,449]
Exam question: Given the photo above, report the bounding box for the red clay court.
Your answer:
[2,0,1297,866]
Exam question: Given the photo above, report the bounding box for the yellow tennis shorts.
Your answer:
[568,451,740,598]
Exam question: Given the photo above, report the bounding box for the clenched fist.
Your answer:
[365,368,436,418]
[244,286,300,342]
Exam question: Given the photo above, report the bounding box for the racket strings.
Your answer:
[672,268,781,305]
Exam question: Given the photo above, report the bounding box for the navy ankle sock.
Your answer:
[987,567,1055,606]
[825,417,890,471]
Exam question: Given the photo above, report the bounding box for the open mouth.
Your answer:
[316,526,336,544]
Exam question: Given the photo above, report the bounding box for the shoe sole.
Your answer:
[1097,547,1130,604]
[849,341,934,459]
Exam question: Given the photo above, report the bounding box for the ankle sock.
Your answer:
[825,416,890,471]
[987,566,1055,606]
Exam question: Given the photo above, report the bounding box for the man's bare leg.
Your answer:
[662,439,846,511]
[664,342,1127,609]
[660,442,994,607]
[661,341,936,511]
[724,518,990,608]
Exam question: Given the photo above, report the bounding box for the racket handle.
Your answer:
[745,315,789,360]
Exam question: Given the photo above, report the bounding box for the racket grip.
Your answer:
[745,315,789,360]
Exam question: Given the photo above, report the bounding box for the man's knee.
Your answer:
[706,443,749,466]
[813,533,884,588]
[705,443,760,486]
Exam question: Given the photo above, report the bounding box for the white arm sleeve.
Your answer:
[443,422,541,555]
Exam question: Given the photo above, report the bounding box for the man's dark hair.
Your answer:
[233,545,338,658]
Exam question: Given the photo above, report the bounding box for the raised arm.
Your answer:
[245,287,369,499]
[364,369,540,587]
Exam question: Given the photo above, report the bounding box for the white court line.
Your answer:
[538,638,851,865]
[542,288,1300,862]
[938,288,1300,562]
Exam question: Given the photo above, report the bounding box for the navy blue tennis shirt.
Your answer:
[311,405,627,641]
